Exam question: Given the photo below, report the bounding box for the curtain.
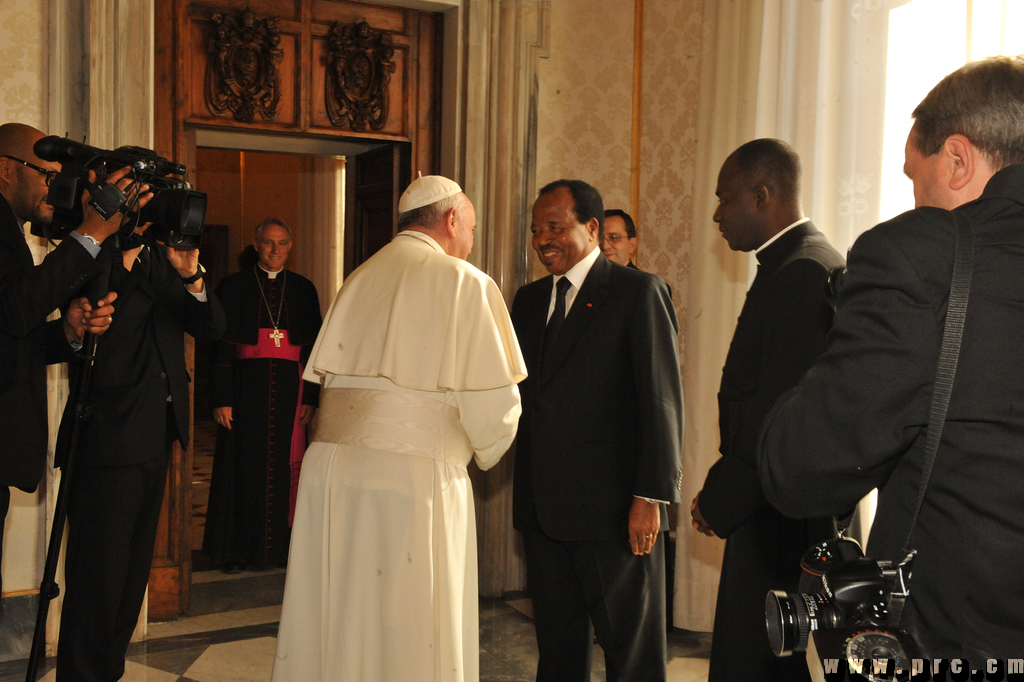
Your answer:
[675,0,916,634]
[674,0,1024,632]
[672,0,765,633]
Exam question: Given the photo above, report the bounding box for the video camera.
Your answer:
[765,537,921,681]
[32,136,206,250]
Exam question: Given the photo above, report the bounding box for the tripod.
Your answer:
[25,329,100,681]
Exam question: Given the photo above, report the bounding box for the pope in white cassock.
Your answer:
[271,175,527,682]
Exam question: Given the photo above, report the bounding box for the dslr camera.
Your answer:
[765,537,921,681]
[32,136,206,249]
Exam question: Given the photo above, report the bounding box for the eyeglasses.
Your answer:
[1,156,58,186]
[603,234,631,244]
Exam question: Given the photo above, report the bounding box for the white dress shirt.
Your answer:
[546,245,601,322]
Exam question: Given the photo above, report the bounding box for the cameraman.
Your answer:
[0,122,135,594]
[54,205,225,677]
[757,56,1024,660]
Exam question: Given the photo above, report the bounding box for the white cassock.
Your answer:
[271,231,527,682]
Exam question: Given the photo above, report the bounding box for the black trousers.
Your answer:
[523,529,667,682]
[56,446,170,682]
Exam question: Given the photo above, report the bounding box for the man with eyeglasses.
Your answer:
[0,122,135,594]
[601,209,639,268]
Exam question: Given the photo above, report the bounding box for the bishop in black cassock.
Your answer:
[204,223,323,570]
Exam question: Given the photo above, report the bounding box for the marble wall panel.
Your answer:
[0,0,51,600]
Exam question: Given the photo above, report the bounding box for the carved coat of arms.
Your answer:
[325,20,396,132]
[206,9,284,123]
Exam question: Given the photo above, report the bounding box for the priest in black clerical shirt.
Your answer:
[204,218,323,573]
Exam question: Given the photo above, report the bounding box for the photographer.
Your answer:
[0,122,135,594]
[757,56,1024,661]
[52,216,224,676]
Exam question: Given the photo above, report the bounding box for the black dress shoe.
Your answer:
[223,561,245,575]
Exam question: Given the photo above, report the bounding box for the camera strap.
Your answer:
[893,212,975,625]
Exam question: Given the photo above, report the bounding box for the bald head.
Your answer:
[713,139,805,252]
[726,138,803,208]
[0,123,58,226]
[0,123,48,164]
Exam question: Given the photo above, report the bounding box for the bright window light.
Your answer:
[878,0,1024,223]
[878,0,967,222]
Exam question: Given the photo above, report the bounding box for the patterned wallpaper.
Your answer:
[0,0,47,129]
[534,0,702,360]
[535,0,635,280]
[637,0,703,364]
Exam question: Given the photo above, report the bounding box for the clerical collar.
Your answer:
[755,217,809,255]
[258,263,283,279]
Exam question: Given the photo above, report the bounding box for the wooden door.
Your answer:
[151,0,441,619]
[345,144,411,277]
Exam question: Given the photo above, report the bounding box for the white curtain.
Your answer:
[672,0,765,633]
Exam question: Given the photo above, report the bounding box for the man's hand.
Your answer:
[167,247,204,293]
[63,292,118,342]
[300,405,316,425]
[690,491,716,537]
[214,406,232,430]
[77,167,152,243]
[628,497,661,556]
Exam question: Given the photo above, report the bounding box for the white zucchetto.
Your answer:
[398,173,463,213]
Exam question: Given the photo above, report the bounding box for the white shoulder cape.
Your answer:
[303,231,527,392]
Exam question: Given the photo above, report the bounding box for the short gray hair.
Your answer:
[254,217,293,242]
[397,193,464,231]
[912,55,1024,169]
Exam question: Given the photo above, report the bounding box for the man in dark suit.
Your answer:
[0,122,132,594]
[689,139,844,681]
[758,56,1024,661]
[511,179,683,682]
[56,228,224,681]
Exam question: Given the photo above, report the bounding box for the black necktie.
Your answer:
[542,277,572,367]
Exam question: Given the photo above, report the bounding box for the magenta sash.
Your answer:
[235,330,307,525]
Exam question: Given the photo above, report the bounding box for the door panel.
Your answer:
[346,143,411,277]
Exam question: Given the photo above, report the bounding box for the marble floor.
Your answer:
[1,565,711,681]
[0,423,712,681]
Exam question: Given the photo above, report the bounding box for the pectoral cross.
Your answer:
[269,328,285,347]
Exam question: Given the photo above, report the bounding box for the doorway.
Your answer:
[187,134,411,572]
[151,0,444,619]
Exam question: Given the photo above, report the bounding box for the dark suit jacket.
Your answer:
[60,237,225,468]
[0,193,101,490]
[511,253,683,542]
[758,164,1024,659]
[700,221,843,681]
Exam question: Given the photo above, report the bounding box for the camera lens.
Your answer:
[765,591,837,656]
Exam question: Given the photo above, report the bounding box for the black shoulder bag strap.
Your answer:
[890,212,974,627]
